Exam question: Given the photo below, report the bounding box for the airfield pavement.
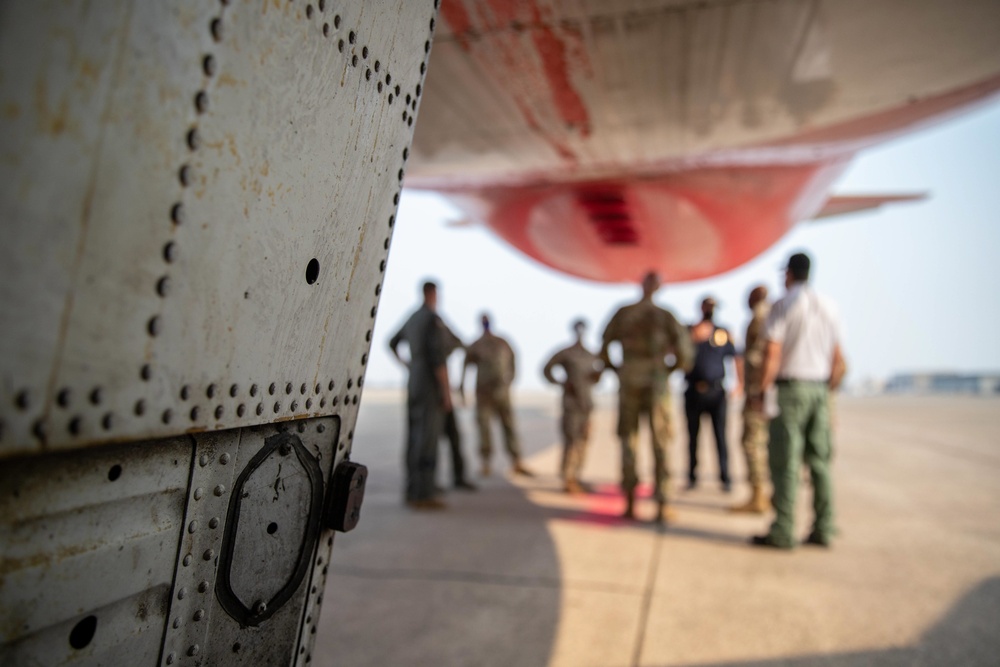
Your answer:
[313,392,1000,667]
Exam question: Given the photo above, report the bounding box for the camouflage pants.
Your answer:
[476,388,522,462]
[560,404,591,483]
[618,385,673,503]
[740,405,769,488]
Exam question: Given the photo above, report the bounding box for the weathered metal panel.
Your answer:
[0,438,192,665]
[0,0,437,457]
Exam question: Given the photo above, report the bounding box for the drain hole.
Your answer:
[306,259,320,285]
[69,615,97,650]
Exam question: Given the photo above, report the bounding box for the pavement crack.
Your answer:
[630,528,664,667]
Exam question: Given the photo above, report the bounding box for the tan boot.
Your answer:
[654,501,677,524]
[512,461,535,477]
[622,490,635,520]
[731,486,769,514]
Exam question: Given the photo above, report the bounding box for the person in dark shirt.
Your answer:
[389,281,453,510]
[685,296,739,491]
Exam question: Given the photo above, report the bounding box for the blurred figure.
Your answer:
[439,326,478,492]
[388,281,453,510]
[460,314,533,477]
[600,272,693,523]
[752,253,847,549]
[684,296,738,492]
[732,285,771,513]
[542,319,604,494]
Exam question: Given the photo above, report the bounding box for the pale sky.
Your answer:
[368,100,1000,391]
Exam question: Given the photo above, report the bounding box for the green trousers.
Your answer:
[767,381,835,546]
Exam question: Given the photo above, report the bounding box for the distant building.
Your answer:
[885,373,1000,395]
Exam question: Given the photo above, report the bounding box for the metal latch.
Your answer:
[325,461,367,532]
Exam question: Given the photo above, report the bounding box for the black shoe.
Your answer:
[454,480,478,492]
[804,532,831,548]
[749,534,793,550]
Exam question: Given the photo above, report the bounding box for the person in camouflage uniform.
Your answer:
[542,319,604,494]
[460,314,533,477]
[600,272,694,523]
[732,285,771,513]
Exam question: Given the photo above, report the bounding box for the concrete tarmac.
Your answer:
[314,392,1000,666]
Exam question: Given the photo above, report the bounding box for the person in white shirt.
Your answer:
[751,253,846,549]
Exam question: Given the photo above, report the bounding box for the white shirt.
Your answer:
[764,284,840,382]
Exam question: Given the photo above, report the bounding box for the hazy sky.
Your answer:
[368,101,1000,391]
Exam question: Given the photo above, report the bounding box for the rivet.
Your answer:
[229,383,239,397]
[147,316,161,337]
[187,644,200,657]
[183,554,192,566]
[203,54,216,77]
[207,383,217,399]
[220,453,230,465]
[291,401,298,411]
[237,403,246,417]
[188,520,199,534]
[334,14,340,29]
[156,276,171,297]
[349,30,355,44]
[186,127,200,151]
[190,405,198,420]
[198,581,209,593]
[215,405,223,419]
[199,454,209,467]
[253,600,267,615]
[172,617,181,629]
[317,424,325,433]
[56,388,70,407]
[101,413,113,430]
[177,587,188,600]
[209,517,219,529]
[162,409,173,424]
[352,54,358,67]
[203,549,215,561]
[134,399,145,416]
[279,442,293,456]
[338,39,344,52]
[210,16,223,41]
[194,487,204,500]
[140,364,152,381]
[297,422,305,433]
[193,609,205,621]
[250,383,259,397]
[214,484,226,496]
[163,241,176,263]
[256,403,264,416]
[269,382,277,395]
[166,652,176,664]
[362,46,368,59]
[180,385,190,400]
[179,164,192,187]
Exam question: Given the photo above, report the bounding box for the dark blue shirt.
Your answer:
[686,326,736,384]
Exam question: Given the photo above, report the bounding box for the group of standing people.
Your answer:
[389,251,846,550]
[389,282,532,510]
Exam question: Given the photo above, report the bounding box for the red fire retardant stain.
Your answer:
[528,1,591,136]
[513,98,577,161]
[439,0,474,51]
